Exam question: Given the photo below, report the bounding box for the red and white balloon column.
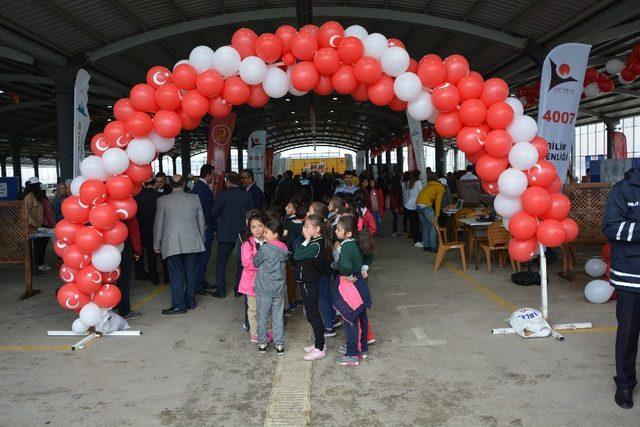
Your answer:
[53,21,578,329]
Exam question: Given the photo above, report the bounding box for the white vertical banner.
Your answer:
[73,69,91,177]
[272,152,282,177]
[537,43,591,183]
[345,153,354,171]
[247,130,266,189]
[406,111,427,185]
[355,150,366,174]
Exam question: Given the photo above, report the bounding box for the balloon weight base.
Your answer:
[492,322,592,341]
[47,330,142,351]
[511,271,541,286]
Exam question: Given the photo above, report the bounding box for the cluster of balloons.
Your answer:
[584,254,614,304]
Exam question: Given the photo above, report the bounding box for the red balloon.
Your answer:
[54,219,82,243]
[290,61,319,92]
[102,220,128,246]
[457,72,484,101]
[388,96,407,112]
[146,66,171,89]
[486,102,514,130]
[275,25,297,53]
[195,69,224,97]
[290,31,318,61]
[104,120,128,147]
[75,226,104,254]
[172,63,198,90]
[106,175,134,200]
[93,284,122,308]
[530,136,549,160]
[547,176,563,193]
[354,56,382,85]
[456,126,486,154]
[130,84,158,113]
[155,83,183,110]
[521,186,551,217]
[598,76,615,93]
[91,133,109,157]
[222,77,250,106]
[480,78,509,107]
[247,84,270,108]
[541,193,571,220]
[231,28,257,59]
[107,197,137,220]
[351,83,369,102]
[300,24,319,36]
[481,180,500,196]
[484,129,513,158]
[62,196,90,224]
[282,52,296,66]
[621,67,637,82]
[466,147,486,164]
[432,83,460,112]
[419,54,442,65]
[417,58,446,89]
[475,154,509,182]
[537,219,566,247]
[318,21,344,48]
[313,74,334,96]
[89,203,117,230]
[131,183,142,196]
[601,242,611,261]
[182,90,209,118]
[337,36,364,65]
[103,267,121,284]
[125,111,153,137]
[79,179,107,206]
[435,111,462,138]
[407,58,419,74]
[527,159,557,188]
[178,108,201,130]
[63,245,92,270]
[113,98,137,122]
[57,282,90,311]
[560,218,579,243]
[332,64,358,95]
[584,67,599,84]
[59,264,79,283]
[125,162,152,184]
[255,33,283,64]
[209,96,233,118]
[367,74,395,106]
[388,38,405,49]
[314,47,341,75]
[443,54,469,84]
[54,240,69,258]
[77,265,103,294]
[153,110,182,138]
[458,99,487,126]
[508,238,538,263]
[509,211,539,240]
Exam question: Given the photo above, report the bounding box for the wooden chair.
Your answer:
[451,208,474,242]
[432,220,467,272]
[478,221,510,273]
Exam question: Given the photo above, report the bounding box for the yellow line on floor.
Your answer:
[561,326,617,335]
[445,263,518,312]
[0,345,69,352]
[130,284,168,311]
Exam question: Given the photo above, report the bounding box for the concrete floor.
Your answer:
[0,224,638,426]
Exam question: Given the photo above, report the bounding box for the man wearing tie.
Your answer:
[192,164,216,295]
[241,168,264,210]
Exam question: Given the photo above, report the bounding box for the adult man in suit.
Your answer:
[134,179,162,284]
[211,172,254,298]
[154,175,205,315]
[155,172,172,195]
[192,164,216,295]
[241,168,264,209]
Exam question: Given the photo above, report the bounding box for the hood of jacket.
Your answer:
[269,240,290,261]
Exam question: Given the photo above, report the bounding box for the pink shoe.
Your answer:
[304,344,316,353]
[303,347,327,361]
[250,335,258,343]
[267,331,273,343]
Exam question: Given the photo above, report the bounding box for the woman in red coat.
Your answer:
[368,180,384,236]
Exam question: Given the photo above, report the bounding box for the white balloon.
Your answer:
[494,194,522,218]
[502,216,511,231]
[498,168,528,198]
[393,72,422,102]
[427,110,439,124]
[92,244,122,272]
[173,59,191,70]
[363,33,388,59]
[80,156,108,181]
[287,68,308,96]
[584,279,614,304]
[79,302,104,327]
[147,131,175,153]
[344,25,368,41]
[239,56,268,85]
[263,66,289,98]
[506,115,538,143]
[605,58,625,75]
[584,82,600,98]
[585,258,607,277]
[189,45,215,73]
[504,97,524,117]
[126,138,156,165]
[70,175,87,196]
[213,46,241,78]
[407,91,435,121]
[381,46,410,77]
[508,142,539,170]
[116,243,125,252]
[101,148,130,175]
[72,318,89,334]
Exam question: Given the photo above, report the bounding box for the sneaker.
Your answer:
[123,311,141,320]
[338,344,346,355]
[303,347,327,361]
[357,352,368,360]
[324,328,337,337]
[250,335,258,343]
[338,345,367,359]
[242,323,249,332]
[258,343,268,353]
[275,344,285,355]
[40,264,51,272]
[367,338,376,345]
[335,355,359,366]
[37,265,48,273]
[332,318,342,328]
[304,344,316,353]
[393,232,400,238]
[414,242,424,248]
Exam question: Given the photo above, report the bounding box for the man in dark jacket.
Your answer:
[602,167,640,409]
[277,170,301,206]
[241,168,264,209]
[211,172,254,298]
[155,172,172,195]
[135,179,162,284]
[192,164,216,295]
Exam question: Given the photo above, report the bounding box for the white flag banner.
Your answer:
[356,150,366,174]
[73,69,91,177]
[247,130,267,190]
[406,111,427,185]
[537,43,591,183]
[272,152,282,177]
[345,153,354,171]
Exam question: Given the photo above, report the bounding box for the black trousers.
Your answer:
[32,237,49,267]
[615,289,640,391]
[391,210,399,233]
[406,208,420,242]
[300,281,325,350]
[216,241,241,296]
[116,240,133,316]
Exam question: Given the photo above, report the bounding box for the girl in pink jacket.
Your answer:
[239,212,267,342]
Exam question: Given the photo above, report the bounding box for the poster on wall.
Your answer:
[73,69,91,177]
[537,43,591,183]
[345,153,354,171]
[207,112,236,193]
[247,130,266,190]
[612,131,627,159]
[288,158,346,175]
[406,112,426,184]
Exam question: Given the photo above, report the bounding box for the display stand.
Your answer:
[47,330,142,351]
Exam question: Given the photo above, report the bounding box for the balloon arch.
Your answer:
[54,21,577,331]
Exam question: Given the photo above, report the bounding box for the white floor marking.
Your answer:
[411,327,447,346]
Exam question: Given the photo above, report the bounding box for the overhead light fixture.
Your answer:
[107,105,112,108]
[0,89,4,94]
[294,120,299,123]
[285,98,291,102]
[327,119,332,123]
[329,110,334,113]
[332,97,338,100]
[291,111,295,114]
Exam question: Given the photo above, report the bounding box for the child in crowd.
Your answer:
[294,214,331,361]
[368,179,384,236]
[328,196,349,227]
[354,190,378,236]
[239,211,267,343]
[253,218,290,354]
[307,201,329,218]
[284,201,307,311]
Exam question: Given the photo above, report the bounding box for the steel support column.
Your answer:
[605,119,621,160]
[31,156,40,178]
[0,155,6,177]
[237,146,243,171]
[435,136,445,176]
[158,154,164,173]
[180,134,192,177]
[396,146,403,174]
[11,140,21,185]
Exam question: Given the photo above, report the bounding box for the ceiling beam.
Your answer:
[613,88,640,99]
[0,46,34,65]
[0,26,67,66]
[0,100,52,113]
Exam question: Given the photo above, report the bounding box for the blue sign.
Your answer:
[0,177,19,200]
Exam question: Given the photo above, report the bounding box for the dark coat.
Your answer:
[192,179,215,228]
[211,186,254,243]
[278,178,301,205]
[134,187,161,238]
[246,183,264,210]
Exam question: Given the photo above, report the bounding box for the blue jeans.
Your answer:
[318,274,335,330]
[197,228,213,291]
[166,253,199,310]
[373,210,382,235]
[417,205,437,249]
